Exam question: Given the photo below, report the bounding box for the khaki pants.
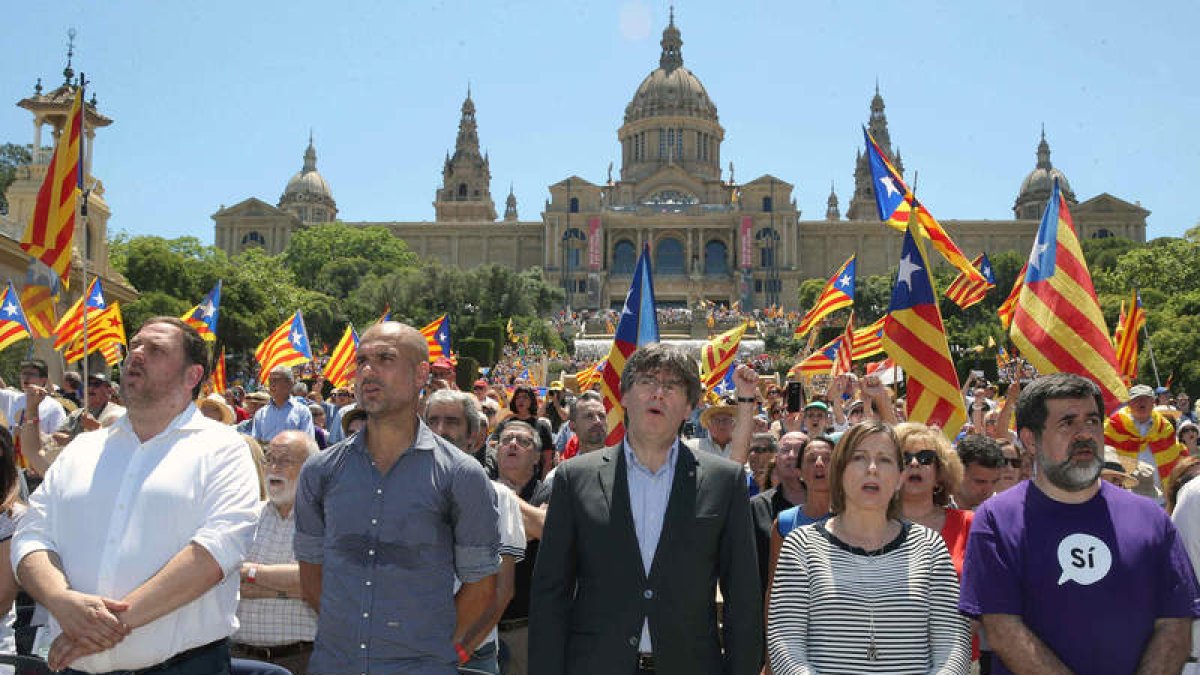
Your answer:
[498,624,528,675]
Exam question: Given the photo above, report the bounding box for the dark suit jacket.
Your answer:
[529,442,762,675]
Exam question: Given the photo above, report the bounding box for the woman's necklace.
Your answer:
[831,518,892,662]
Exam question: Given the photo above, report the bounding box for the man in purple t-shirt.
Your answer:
[960,373,1199,675]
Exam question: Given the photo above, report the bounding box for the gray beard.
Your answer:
[1038,443,1103,492]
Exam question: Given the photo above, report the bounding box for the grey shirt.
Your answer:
[294,421,501,674]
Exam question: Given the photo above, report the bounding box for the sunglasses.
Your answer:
[903,450,938,466]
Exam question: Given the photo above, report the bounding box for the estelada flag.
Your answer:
[944,253,996,310]
[1010,180,1127,411]
[600,244,659,445]
[63,302,125,364]
[793,255,855,338]
[419,315,452,362]
[255,311,313,382]
[53,277,106,351]
[883,225,967,438]
[0,282,34,352]
[181,280,221,341]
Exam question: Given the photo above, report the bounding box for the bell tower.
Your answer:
[434,87,497,222]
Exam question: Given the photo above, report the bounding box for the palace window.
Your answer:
[704,240,729,275]
[569,197,580,213]
[656,238,685,275]
[612,240,636,273]
[242,231,266,247]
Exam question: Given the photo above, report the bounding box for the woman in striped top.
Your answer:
[767,421,971,674]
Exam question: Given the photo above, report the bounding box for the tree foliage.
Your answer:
[0,143,32,213]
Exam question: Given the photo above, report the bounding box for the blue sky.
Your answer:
[4,1,1196,244]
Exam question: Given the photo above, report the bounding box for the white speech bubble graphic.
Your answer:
[1057,533,1112,586]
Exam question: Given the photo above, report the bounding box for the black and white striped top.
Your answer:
[767,520,971,675]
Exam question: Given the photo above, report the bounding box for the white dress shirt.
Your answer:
[0,389,66,434]
[12,404,260,673]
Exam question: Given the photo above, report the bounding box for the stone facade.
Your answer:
[213,13,1148,312]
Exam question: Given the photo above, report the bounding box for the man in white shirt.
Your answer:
[12,317,260,673]
[0,359,67,477]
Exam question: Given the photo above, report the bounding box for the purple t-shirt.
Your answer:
[960,481,1200,674]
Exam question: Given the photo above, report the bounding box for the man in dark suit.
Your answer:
[530,343,762,675]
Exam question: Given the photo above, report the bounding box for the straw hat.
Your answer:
[1101,447,1137,489]
[700,404,737,428]
[197,393,235,425]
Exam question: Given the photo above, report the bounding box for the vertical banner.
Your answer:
[587,216,602,270]
[740,216,753,270]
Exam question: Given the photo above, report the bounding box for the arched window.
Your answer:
[1091,228,1114,239]
[704,240,728,275]
[612,240,636,274]
[242,231,266,247]
[569,197,580,213]
[458,183,468,199]
[563,228,586,270]
[756,227,780,268]
[655,238,685,275]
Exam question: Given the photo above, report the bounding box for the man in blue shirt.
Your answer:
[250,366,314,443]
[294,322,500,674]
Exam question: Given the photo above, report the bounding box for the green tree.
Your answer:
[281,224,418,294]
[0,143,32,214]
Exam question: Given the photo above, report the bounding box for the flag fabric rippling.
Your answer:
[255,311,313,382]
[324,324,359,389]
[600,244,659,445]
[793,255,855,338]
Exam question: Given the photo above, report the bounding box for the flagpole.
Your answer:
[77,75,90,413]
[1141,319,1161,387]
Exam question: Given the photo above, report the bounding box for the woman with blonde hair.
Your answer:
[895,422,973,575]
[768,421,970,674]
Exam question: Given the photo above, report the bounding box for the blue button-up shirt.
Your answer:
[623,438,678,652]
[250,396,314,442]
[294,421,501,674]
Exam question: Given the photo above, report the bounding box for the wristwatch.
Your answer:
[246,566,258,584]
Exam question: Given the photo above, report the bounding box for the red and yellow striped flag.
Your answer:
[700,322,747,391]
[851,316,886,360]
[944,253,996,310]
[63,302,125,364]
[1113,290,1145,382]
[210,347,227,394]
[21,87,84,289]
[323,324,359,389]
[793,255,855,338]
[997,262,1027,331]
[1010,181,1127,411]
[830,312,855,379]
[19,285,56,338]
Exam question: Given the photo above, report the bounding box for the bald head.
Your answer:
[360,322,429,367]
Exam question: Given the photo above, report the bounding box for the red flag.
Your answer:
[324,324,359,389]
[210,347,227,394]
[1113,290,1145,382]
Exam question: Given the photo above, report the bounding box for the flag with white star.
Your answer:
[1010,180,1126,411]
[0,282,34,352]
[793,254,855,339]
[944,253,996,310]
[180,280,222,341]
[883,225,966,438]
[254,311,313,382]
[52,277,106,351]
[418,315,452,362]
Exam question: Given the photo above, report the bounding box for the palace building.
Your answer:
[213,13,1148,311]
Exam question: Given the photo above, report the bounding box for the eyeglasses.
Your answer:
[903,450,938,466]
[631,375,685,396]
[499,434,535,449]
[263,454,302,468]
[750,445,773,454]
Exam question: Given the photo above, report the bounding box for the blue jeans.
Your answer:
[460,640,498,675]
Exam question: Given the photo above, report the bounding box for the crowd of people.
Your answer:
[0,314,1197,675]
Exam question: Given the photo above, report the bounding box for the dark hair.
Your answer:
[802,434,836,464]
[139,316,210,397]
[508,385,539,416]
[1015,373,1105,435]
[956,434,1007,469]
[496,418,543,452]
[341,407,368,436]
[828,420,902,520]
[569,390,604,422]
[619,343,703,407]
[18,359,48,378]
[750,433,778,454]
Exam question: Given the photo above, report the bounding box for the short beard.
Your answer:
[1037,438,1103,492]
